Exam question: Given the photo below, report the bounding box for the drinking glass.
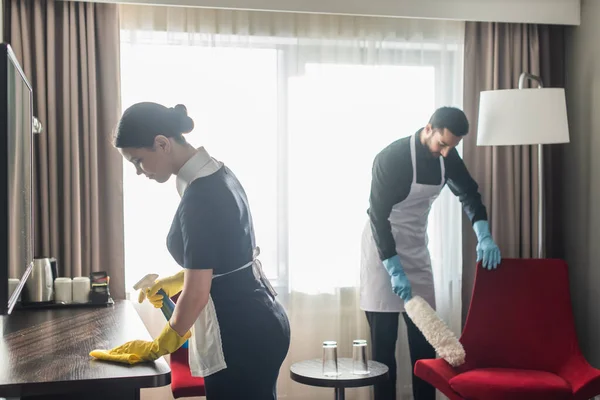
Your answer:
[322,341,341,377]
[352,339,369,375]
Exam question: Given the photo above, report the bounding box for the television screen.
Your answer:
[0,43,34,315]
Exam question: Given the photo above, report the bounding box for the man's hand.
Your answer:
[383,255,413,302]
[474,220,502,269]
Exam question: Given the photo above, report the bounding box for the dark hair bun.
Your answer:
[172,104,194,134]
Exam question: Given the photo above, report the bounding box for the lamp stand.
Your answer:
[519,72,545,258]
[538,143,543,258]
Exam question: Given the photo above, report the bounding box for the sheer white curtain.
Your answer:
[119,6,464,399]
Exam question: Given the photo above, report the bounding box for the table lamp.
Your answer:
[476,72,570,258]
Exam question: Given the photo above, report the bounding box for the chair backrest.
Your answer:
[460,258,582,373]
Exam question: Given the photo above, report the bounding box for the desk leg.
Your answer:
[335,387,345,400]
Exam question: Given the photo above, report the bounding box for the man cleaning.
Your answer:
[360,106,501,400]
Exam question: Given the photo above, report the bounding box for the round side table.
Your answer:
[290,358,389,400]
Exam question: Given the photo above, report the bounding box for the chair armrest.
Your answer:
[414,358,464,400]
[558,354,600,400]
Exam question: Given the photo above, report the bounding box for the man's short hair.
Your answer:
[428,106,469,137]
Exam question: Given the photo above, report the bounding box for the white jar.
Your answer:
[54,277,73,304]
[72,277,91,303]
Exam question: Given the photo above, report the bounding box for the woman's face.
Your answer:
[120,136,174,183]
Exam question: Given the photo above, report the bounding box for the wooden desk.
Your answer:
[0,300,170,399]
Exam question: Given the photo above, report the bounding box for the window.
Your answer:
[120,35,462,294]
[121,44,279,289]
[287,63,436,292]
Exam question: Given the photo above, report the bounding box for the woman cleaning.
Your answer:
[90,102,291,400]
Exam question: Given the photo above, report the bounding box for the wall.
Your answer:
[564,0,600,366]
[81,0,581,25]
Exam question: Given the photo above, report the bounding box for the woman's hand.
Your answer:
[138,270,185,308]
[169,268,213,337]
[90,321,191,364]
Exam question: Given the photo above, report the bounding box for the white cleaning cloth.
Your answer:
[405,295,466,367]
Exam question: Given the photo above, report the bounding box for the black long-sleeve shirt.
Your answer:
[367,129,487,261]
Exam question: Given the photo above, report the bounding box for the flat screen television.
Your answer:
[0,43,34,315]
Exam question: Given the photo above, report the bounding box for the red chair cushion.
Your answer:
[449,368,572,400]
[170,347,206,398]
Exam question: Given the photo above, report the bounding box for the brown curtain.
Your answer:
[4,0,125,299]
[462,22,565,323]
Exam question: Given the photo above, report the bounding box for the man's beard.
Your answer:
[424,137,441,158]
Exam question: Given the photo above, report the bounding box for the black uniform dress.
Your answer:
[366,128,487,400]
[167,159,291,400]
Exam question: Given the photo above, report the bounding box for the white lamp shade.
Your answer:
[476,88,570,146]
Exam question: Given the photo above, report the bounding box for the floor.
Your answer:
[141,384,198,400]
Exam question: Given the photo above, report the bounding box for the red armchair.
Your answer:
[415,258,600,400]
[170,347,206,398]
[170,293,206,398]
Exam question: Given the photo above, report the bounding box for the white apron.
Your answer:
[175,148,277,377]
[188,247,276,377]
[360,134,445,313]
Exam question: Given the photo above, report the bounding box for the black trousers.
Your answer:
[366,311,436,400]
[204,291,291,400]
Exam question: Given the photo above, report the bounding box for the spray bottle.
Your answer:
[133,273,188,349]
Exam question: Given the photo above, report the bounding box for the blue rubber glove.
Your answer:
[382,255,412,302]
[473,220,502,269]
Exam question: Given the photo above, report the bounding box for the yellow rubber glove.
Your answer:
[138,270,185,308]
[89,322,191,365]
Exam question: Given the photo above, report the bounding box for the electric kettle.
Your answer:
[22,257,57,303]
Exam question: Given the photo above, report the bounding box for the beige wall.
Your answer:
[564,0,600,367]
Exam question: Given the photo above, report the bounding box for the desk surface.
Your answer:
[0,300,170,397]
[290,358,388,389]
